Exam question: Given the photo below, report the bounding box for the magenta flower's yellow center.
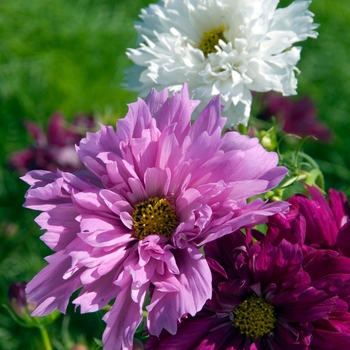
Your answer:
[199,25,227,57]
[132,197,178,240]
[233,296,276,340]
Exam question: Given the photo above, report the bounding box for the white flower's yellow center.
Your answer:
[233,296,276,340]
[132,197,178,240]
[199,25,227,57]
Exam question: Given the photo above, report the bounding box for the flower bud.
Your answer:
[8,282,34,317]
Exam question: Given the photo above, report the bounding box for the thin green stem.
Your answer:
[39,326,52,350]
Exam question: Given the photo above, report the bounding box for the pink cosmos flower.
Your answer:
[148,228,350,349]
[22,85,288,349]
[10,113,96,174]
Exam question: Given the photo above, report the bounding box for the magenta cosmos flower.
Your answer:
[285,186,350,256]
[22,85,288,349]
[260,190,350,349]
[147,229,349,349]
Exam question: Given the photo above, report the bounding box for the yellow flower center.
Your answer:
[132,197,178,240]
[199,25,227,57]
[233,295,276,340]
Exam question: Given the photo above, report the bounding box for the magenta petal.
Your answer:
[328,188,350,229]
[296,188,338,247]
[274,288,336,322]
[146,311,224,350]
[303,250,350,283]
[337,222,350,257]
[254,240,304,291]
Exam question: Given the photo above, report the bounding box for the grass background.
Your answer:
[0,0,349,348]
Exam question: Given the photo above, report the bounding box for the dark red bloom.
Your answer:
[9,113,96,174]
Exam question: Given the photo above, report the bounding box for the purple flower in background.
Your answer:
[258,92,332,142]
[147,230,343,349]
[22,85,288,349]
[10,113,96,174]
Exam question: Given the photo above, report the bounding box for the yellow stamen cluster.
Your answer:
[199,25,227,57]
[132,197,178,240]
[233,295,276,340]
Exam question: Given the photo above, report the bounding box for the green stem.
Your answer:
[298,152,325,190]
[39,326,52,350]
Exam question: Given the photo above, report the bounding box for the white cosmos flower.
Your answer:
[125,0,318,126]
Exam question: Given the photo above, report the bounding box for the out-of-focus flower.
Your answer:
[70,345,89,350]
[0,222,18,237]
[147,230,348,349]
[22,85,288,349]
[9,113,96,174]
[258,92,332,141]
[126,0,318,126]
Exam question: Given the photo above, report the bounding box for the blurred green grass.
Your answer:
[0,0,349,349]
[296,0,350,194]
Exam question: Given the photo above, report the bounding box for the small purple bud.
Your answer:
[8,282,27,317]
[8,282,36,317]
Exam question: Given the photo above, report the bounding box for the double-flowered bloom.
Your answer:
[148,187,350,349]
[22,85,288,349]
[126,0,318,126]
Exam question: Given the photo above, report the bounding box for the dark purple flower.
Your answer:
[9,113,96,174]
[258,92,332,142]
[147,230,342,349]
